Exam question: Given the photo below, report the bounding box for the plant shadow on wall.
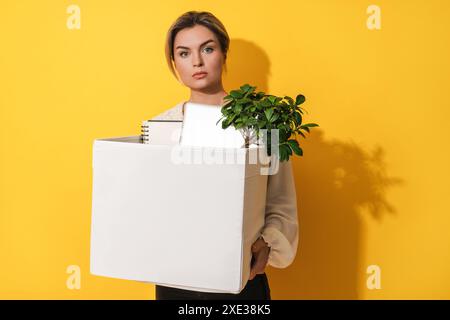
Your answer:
[224,39,404,299]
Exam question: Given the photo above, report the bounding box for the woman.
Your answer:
[153,11,299,300]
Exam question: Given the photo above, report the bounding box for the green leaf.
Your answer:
[264,108,274,121]
[286,144,293,156]
[281,144,291,161]
[271,113,280,122]
[287,139,303,156]
[222,120,231,129]
[268,95,277,105]
[296,94,306,105]
[279,145,287,161]
[256,92,265,99]
[294,111,302,124]
[228,113,237,124]
[222,99,233,107]
[240,84,252,92]
[284,96,294,105]
[279,128,288,142]
[239,97,252,104]
[261,99,272,107]
[279,101,289,109]
[301,123,319,127]
[230,90,244,99]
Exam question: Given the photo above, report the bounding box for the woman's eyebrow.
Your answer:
[175,39,215,50]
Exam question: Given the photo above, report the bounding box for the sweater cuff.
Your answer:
[260,226,296,268]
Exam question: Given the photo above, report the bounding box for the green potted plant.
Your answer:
[216,84,319,162]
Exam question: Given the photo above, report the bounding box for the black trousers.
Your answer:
[155,273,271,300]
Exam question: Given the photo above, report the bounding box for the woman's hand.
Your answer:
[249,237,270,280]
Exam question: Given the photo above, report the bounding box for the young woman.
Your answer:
[153,11,299,300]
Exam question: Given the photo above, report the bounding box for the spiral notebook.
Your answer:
[141,119,183,145]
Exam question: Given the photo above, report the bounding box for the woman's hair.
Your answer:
[165,11,230,80]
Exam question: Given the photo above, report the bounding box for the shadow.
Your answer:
[223,38,271,93]
[224,39,405,299]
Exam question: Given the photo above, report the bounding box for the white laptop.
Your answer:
[180,102,245,148]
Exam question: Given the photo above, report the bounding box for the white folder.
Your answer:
[180,102,245,148]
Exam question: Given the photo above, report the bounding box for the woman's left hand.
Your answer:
[249,237,270,280]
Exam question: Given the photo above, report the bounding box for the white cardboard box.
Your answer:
[90,135,269,293]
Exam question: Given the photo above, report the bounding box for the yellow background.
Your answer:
[1,0,449,299]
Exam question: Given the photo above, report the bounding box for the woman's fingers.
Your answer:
[249,251,268,280]
[249,238,270,280]
[251,238,266,252]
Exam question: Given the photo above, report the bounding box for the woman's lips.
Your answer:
[193,72,208,79]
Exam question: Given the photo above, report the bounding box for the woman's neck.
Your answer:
[188,88,228,106]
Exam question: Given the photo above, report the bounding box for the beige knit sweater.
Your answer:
[151,101,300,272]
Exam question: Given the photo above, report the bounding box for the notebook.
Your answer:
[141,120,183,145]
[179,102,245,148]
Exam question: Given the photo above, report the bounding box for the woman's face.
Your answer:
[173,24,225,91]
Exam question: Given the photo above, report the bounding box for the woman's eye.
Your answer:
[179,47,213,58]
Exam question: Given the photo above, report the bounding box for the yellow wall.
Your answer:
[1,0,449,299]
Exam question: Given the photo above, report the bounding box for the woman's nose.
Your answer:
[192,52,204,67]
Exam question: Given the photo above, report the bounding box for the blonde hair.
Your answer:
[165,11,230,81]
